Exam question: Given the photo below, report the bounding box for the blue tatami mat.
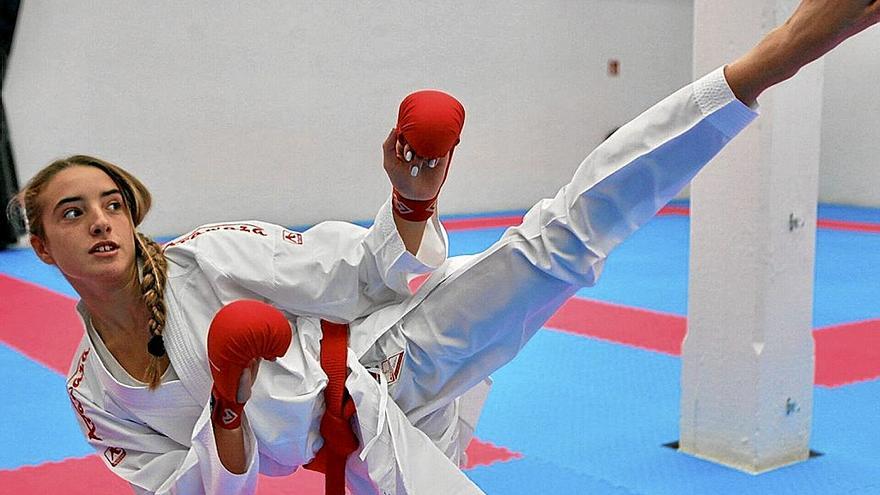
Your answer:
[1,344,93,469]
[471,330,880,495]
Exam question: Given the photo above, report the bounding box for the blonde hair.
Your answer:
[7,155,169,389]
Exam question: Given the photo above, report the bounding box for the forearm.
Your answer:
[392,212,428,255]
[724,27,788,106]
[213,422,248,474]
[724,25,804,106]
[725,0,880,106]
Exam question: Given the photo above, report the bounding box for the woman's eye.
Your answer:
[108,201,122,211]
[62,208,81,219]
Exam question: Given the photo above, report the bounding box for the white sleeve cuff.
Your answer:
[191,405,259,493]
[372,196,448,274]
[415,206,449,269]
[694,66,760,139]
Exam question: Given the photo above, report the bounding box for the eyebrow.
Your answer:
[53,189,123,212]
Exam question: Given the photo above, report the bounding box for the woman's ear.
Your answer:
[30,235,56,265]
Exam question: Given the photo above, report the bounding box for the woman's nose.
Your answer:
[90,211,112,236]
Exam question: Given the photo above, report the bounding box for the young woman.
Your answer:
[10,2,880,493]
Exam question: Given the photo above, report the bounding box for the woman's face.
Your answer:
[30,166,137,287]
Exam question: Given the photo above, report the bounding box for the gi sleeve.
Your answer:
[164,196,448,321]
[68,385,258,495]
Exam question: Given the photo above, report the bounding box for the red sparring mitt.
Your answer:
[207,300,292,429]
[393,90,465,222]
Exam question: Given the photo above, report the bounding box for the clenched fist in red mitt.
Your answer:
[207,300,292,429]
[384,90,465,222]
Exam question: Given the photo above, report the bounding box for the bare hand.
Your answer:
[382,128,450,201]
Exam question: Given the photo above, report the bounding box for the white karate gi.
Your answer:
[66,67,758,494]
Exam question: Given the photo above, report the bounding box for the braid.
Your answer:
[136,231,169,390]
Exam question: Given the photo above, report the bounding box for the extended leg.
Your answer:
[364,67,757,427]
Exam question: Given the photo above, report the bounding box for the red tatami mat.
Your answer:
[3,273,879,391]
[0,274,82,374]
[543,297,880,387]
[0,436,521,494]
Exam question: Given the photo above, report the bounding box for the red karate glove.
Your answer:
[389,90,465,222]
[207,300,293,429]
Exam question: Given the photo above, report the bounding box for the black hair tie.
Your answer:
[147,334,166,357]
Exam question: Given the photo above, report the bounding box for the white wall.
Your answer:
[4,0,694,236]
[819,27,880,208]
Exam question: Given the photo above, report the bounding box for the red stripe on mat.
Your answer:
[545,297,686,355]
[817,219,880,234]
[651,205,880,233]
[0,456,132,494]
[439,206,693,233]
[814,319,880,387]
[3,273,880,388]
[0,274,83,374]
[462,438,524,469]
[0,454,332,494]
[441,215,523,231]
[0,439,521,494]
[657,205,690,217]
[4,273,880,389]
[440,206,880,234]
[544,297,880,386]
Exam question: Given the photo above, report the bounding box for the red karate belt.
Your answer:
[304,320,358,495]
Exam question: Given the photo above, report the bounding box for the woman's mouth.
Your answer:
[89,241,120,256]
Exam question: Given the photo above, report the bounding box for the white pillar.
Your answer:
[680,0,822,473]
